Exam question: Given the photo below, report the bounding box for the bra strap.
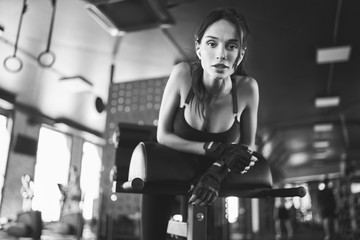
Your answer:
[231,77,238,115]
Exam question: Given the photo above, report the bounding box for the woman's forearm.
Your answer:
[157,132,206,155]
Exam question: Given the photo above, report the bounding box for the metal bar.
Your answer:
[116,179,307,198]
[188,205,207,240]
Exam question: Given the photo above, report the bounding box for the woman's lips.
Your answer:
[212,63,228,69]
[212,64,228,72]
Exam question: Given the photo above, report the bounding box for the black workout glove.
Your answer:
[188,163,227,206]
[203,142,258,174]
[225,144,258,174]
[203,141,227,159]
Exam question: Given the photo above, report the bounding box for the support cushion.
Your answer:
[128,142,273,191]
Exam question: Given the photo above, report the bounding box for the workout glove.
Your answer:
[188,163,227,206]
[203,142,258,174]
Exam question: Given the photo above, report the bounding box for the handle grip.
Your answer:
[266,186,306,198]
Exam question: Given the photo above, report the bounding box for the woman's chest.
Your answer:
[184,96,246,132]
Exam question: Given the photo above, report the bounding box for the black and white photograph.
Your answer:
[0,0,360,240]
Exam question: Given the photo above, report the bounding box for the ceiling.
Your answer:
[0,0,360,182]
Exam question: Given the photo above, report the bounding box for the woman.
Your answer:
[141,8,259,239]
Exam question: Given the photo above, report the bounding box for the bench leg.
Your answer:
[188,205,207,240]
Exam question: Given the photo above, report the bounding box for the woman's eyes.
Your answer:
[205,41,239,50]
[206,41,217,47]
[227,44,239,50]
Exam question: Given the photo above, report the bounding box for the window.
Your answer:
[80,141,102,221]
[0,115,12,206]
[32,126,71,222]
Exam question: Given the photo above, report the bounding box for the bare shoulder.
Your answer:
[171,62,191,79]
[167,62,192,96]
[234,75,259,97]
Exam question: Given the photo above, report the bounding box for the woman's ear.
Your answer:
[240,49,245,61]
[195,41,201,59]
[237,49,246,66]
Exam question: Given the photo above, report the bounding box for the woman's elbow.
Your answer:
[157,135,164,145]
[156,129,167,145]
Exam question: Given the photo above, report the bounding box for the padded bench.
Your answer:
[115,141,306,240]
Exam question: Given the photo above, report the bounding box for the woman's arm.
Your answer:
[238,77,259,149]
[157,63,206,155]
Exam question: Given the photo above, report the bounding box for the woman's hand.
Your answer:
[203,142,258,174]
[223,144,258,174]
[188,164,227,206]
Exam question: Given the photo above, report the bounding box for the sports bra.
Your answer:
[173,77,240,143]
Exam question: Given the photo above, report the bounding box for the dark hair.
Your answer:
[190,8,251,123]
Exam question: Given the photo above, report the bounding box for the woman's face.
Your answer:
[196,19,243,82]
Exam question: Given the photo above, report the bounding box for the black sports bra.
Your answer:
[173,78,240,143]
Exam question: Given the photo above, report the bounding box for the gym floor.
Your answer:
[0,223,96,240]
[256,224,331,240]
[0,223,329,240]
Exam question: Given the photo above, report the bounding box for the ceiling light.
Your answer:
[313,152,328,160]
[313,141,330,148]
[315,96,340,108]
[0,88,15,110]
[59,76,93,92]
[0,98,14,110]
[313,123,334,132]
[86,4,122,36]
[288,152,308,166]
[316,45,351,64]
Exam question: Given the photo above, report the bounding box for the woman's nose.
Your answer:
[216,46,226,60]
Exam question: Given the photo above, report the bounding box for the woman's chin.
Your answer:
[211,69,234,79]
[213,73,229,80]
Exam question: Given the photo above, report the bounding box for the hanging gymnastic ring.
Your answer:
[37,51,56,68]
[3,55,23,73]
